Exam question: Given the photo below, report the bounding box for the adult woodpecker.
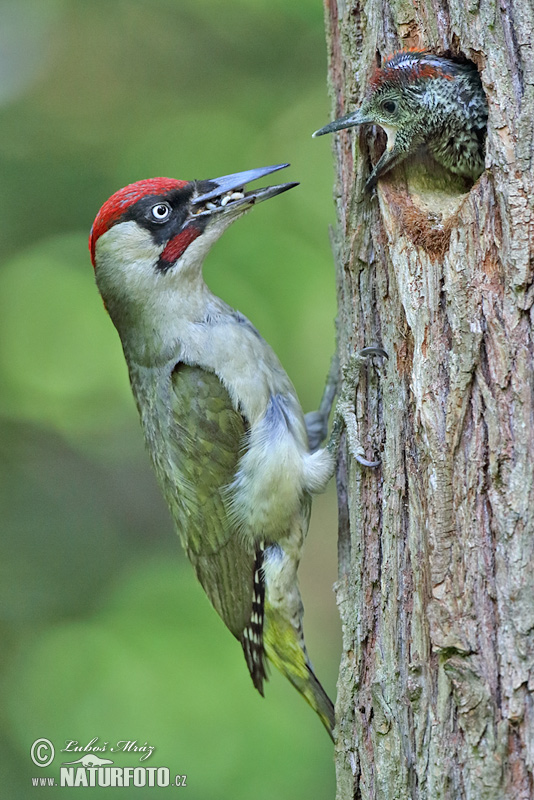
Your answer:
[313,50,488,190]
[90,164,336,738]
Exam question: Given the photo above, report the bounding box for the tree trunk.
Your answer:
[322,2,534,798]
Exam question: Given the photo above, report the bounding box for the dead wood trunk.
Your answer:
[322,2,534,798]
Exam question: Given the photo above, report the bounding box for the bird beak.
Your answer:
[312,110,372,138]
[191,164,298,218]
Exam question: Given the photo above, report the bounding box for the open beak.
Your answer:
[191,164,298,218]
[312,110,371,138]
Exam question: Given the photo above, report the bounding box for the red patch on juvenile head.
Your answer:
[369,50,454,91]
[158,226,202,269]
[89,178,189,266]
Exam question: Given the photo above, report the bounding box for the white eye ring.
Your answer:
[150,202,172,222]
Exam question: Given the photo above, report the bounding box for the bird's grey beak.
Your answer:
[312,110,371,138]
[191,164,298,217]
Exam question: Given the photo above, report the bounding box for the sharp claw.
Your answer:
[355,455,381,468]
[358,346,388,359]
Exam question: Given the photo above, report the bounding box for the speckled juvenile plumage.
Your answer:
[314,50,488,190]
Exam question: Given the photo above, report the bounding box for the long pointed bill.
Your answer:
[191,163,298,217]
[312,110,371,138]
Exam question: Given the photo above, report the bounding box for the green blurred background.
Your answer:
[0,1,339,796]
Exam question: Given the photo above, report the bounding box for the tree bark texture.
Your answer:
[323,2,534,798]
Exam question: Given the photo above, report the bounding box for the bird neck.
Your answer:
[110,267,224,368]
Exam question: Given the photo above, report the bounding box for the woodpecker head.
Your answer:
[90,164,297,348]
[314,52,465,145]
[313,51,487,186]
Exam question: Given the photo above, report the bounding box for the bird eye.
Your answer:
[382,100,397,114]
[150,202,172,222]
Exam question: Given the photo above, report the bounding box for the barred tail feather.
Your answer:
[240,546,335,740]
[241,545,268,694]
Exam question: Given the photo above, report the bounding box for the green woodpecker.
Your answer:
[313,50,487,190]
[90,164,335,738]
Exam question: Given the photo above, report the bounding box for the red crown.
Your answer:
[369,50,455,91]
[90,178,188,266]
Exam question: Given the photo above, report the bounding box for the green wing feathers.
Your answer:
[169,363,254,636]
[169,363,267,690]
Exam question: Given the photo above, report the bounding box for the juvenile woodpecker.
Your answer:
[313,50,488,190]
[90,164,335,737]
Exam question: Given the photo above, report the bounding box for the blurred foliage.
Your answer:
[0,0,339,797]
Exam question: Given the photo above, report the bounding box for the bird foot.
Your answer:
[327,347,387,467]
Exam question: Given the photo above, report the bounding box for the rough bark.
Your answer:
[323,2,534,798]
